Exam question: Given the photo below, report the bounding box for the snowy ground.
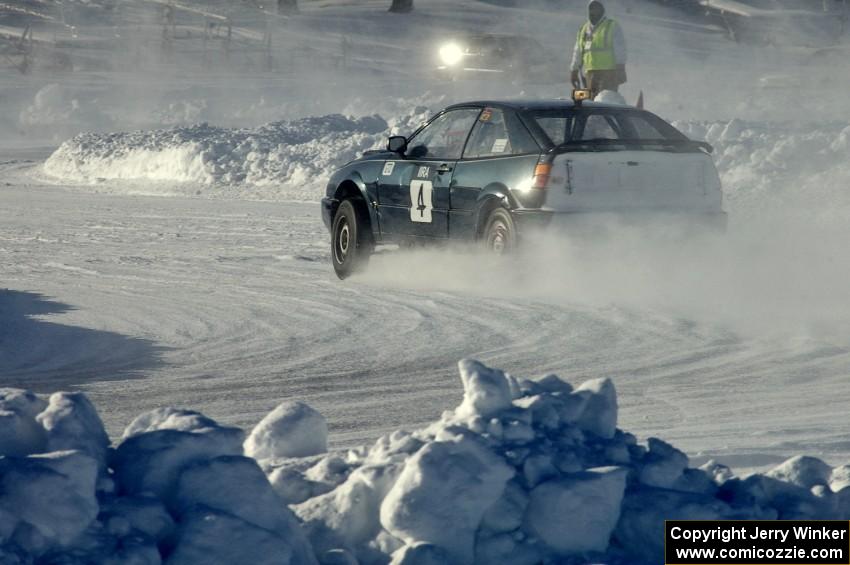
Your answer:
[2,0,849,479]
[2,0,850,562]
[3,140,850,475]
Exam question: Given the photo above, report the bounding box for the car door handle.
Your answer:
[626,161,639,166]
[437,164,453,174]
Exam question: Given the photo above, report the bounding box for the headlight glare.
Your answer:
[439,43,464,66]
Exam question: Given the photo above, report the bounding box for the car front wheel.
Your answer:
[331,199,372,279]
[481,207,517,255]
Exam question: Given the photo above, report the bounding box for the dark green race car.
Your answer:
[321,99,725,279]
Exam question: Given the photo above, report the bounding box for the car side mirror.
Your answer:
[387,136,407,154]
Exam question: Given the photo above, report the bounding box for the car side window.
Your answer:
[407,109,481,160]
[533,115,573,145]
[504,111,539,154]
[464,108,538,159]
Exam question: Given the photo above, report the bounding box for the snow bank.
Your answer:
[3,360,850,564]
[43,112,850,211]
[675,120,850,219]
[42,111,429,201]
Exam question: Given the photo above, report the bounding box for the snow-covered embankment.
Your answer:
[2,360,849,564]
[675,120,850,217]
[42,112,426,201]
[42,114,850,211]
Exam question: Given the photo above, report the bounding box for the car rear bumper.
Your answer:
[512,209,728,237]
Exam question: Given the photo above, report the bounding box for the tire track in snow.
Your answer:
[1,179,849,471]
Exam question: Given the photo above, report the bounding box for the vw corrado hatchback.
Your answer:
[321,99,726,279]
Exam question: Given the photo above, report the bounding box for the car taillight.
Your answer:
[531,163,552,189]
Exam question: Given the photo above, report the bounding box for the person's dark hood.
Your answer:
[588,0,605,25]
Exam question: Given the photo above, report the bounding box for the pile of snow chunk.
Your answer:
[3,361,850,564]
[245,401,329,460]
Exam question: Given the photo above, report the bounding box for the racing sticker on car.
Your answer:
[382,162,396,176]
[491,138,508,153]
[409,180,433,223]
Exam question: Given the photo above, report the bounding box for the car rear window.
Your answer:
[528,109,688,146]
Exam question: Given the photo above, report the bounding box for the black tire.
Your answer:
[331,199,372,279]
[481,207,517,255]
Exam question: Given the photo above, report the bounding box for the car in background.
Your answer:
[435,33,548,81]
[321,97,726,279]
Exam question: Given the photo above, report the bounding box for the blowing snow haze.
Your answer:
[1,0,850,563]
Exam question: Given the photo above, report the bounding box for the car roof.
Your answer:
[444,99,635,112]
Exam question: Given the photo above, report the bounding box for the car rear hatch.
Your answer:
[543,143,722,213]
[523,107,724,214]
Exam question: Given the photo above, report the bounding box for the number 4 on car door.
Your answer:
[409,180,433,223]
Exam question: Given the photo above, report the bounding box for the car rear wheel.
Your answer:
[331,199,372,279]
[481,207,517,255]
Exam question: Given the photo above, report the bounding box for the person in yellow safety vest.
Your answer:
[570,0,627,98]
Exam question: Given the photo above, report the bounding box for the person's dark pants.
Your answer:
[586,70,622,98]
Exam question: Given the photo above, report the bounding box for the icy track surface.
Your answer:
[2,151,850,473]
